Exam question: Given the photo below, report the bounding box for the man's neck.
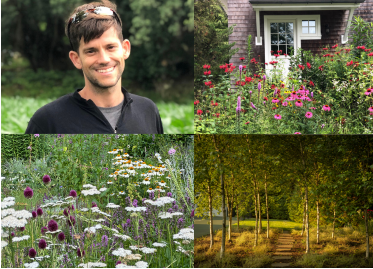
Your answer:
[79,84,124,108]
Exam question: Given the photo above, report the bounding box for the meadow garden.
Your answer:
[1,134,194,268]
[195,135,373,268]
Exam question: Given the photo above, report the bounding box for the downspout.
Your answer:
[342,7,356,44]
[255,9,262,45]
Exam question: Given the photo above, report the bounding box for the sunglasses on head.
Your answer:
[67,6,122,50]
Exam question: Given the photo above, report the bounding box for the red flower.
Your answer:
[332,44,338,49]
[250,58,257,63]
[346,60,353,66]
[214,113,220,118]
[203,70,211,75]
[318,65,324,71]
[270,50,274,54]
[345,48,351,53]
[264,96,268,101]
[309,81,315,87]
[284,54,288,57]
[240,57,245,61]
[274,54,280,58]
[211,101,218,107]
[245,121,250,124]
[306,62,311,69]
[194,100,199,105]
[277,50,283,54]
[369,52,373,57]
[298,64,305,70]
[271,84,276,89]
[203,64,211,69]
[209,85,215,88]
[323,48,328,50]
[197,110,203,115]
[365,49,371,52]
[219,64,226,69]
[357,46,366,50]
[245,77,253,83]
[204,81,212,86]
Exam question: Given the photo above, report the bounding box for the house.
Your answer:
[228,0,373,75]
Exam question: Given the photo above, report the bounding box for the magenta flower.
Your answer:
[295,100,303,107]
[263,74,266,81]
[20,227,25,232]
[63,208,70,217]
[37,208,43,216]
[258,82,262,92]
[294,132,302,134]
[168,148,176,155]
[236,96,241,113]
[305,112,313,118]
[32,211,37,218]
[41,226,47,235]
[38,239,47,250]
[58,232,65,241]
[77,248,85,257]
[274,114,282,120]
[69,190,77,198]
[42,175,51,185]
[24,187,34,199]
[67,216,76,226]
[322,105,331,111]
[272,98,279,103]
[47,220,58,232]
[369,106,373,112]
[310,107,316,110]
[251,102,257,110]
[92,202,97,208]
[239,65,243,72]
[365,88,372,95]
[282,101,288,107]
[29,248,37,258]
[11,232,15,237]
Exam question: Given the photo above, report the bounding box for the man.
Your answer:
[25,0,163,134]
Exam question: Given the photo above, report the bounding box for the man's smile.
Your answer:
[95,65,116,74]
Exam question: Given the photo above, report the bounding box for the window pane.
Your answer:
[286,23,293,33]
[278,23,286,33]
[309,20,315,27]
[279,34,286,44]
[302,20,308,27]
[271,34,278,44]
[302,27,308,34]
[286,34,294,44]
[271,45,278,53]
[270,23,278,33]
[279,45,287,54]
[309,27,316,34]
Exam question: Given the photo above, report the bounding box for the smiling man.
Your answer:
[25,0,163,134]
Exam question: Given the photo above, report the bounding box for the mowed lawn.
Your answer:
[1,97,193,134]
[234,218,303,230]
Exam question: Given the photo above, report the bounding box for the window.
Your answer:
[302,20,316,34]
[270,22,294,56]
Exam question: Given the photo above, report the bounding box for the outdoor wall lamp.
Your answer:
[325,24,330,34]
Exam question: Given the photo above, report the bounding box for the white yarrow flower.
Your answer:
[173,228,194,240]
[2,215,27,228]
[78,262,107,268]
[112,247,132,257]
[139,247,156,254]
[24,261,39,268]
[152,242,167,247]
[106,203,120,209]
[135,261,148,268]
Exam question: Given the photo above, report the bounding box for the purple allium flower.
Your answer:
[167,192,172,198]
[116,261,122,265]
[70,204,75,211]
[41,227,47,235]
[11,232,15,237]
[69,190,77,198]
[92,202,97,208]
[20,227,25,232]
[48,220,58,231]
[38,239,47,249]
[63,208,70,217]
[36,208,43,216]
[58,232,65,241]
[191,209,194,218]
[168,148,176,155]
[77,248,85,257]
[29,248,37,258]
[132,199,138,208]
[32,211,37,218]
[236,96,241,113]
[42,175,51,185]
[67,216,76,226]
[24,187,34,199]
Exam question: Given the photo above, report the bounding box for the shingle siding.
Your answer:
[228,0,373,69]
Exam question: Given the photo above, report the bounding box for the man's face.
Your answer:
[71,26,130,91]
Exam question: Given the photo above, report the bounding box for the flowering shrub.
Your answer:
[194,44,373,134]
[1,135,194,268]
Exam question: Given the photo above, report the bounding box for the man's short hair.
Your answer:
[65,0,123,53]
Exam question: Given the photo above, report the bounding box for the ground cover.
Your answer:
[234,218,303,231]
[194,224,373,268]
[1,97,193,134]
[1,134,194,268]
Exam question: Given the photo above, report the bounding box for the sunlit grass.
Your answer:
[234,218,303,230]
[1,97,193,134]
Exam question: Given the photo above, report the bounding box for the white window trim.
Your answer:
[264,15,321,67]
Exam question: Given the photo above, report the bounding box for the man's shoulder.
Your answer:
[35,93,75,114]
[128,93,159,111]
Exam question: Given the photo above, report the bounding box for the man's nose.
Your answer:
[97,49,110,64]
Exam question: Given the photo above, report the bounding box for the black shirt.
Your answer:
[25,88,163,134]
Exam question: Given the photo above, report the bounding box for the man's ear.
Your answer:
[122,39,131,59]
[69,50,82,69]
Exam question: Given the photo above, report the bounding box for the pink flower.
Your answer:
[272,98,279,103]
[310,107,316,110]
[274,114,282,120]
[368,106,373,112]
[294,132,302,134]
[305,112,313,118]
[322,105,331,111]
[282,101,288,107]
[364,88,372,95]
[295,100,303,107]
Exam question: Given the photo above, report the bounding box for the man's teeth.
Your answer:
[97,66,114,73]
